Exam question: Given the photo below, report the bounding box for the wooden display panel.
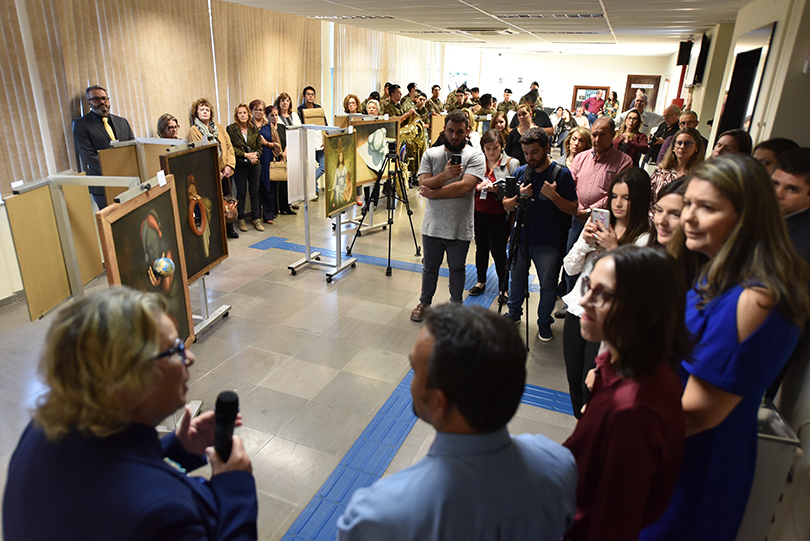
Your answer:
[5,187,70,320]
[99,145,138,205]
[430,114,446,144]
[62,184,104,284]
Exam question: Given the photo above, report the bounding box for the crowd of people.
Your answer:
[12,80,803,540]
[402,79,810,541]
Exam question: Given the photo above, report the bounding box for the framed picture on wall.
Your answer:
[96,177,195,346]
[159,143,227,284]
[571,86,610,111]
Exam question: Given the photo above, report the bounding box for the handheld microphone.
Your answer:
[214,391,239,463]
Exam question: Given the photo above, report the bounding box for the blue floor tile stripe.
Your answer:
[249,236,539,293]
[281,371,573,541]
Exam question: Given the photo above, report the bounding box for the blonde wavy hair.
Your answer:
[34,287,168,440]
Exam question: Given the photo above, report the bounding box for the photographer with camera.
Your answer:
[503,128,578,342]
[410,110,486,322]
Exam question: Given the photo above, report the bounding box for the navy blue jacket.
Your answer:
[3,421,257,541]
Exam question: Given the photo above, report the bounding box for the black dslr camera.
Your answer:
[495,176,519,201]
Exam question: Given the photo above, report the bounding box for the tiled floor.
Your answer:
[0,186,576,540]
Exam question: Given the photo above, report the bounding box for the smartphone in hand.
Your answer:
[450,155,462,165]
[591,208,610,232]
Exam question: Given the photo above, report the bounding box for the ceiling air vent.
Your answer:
[448,28,517,36]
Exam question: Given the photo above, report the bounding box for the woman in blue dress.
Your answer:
[641,155,810,540]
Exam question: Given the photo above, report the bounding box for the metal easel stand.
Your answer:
[287,125,357,283]
[345,190,385,235]
[11,171,139,303]
[192,273,230,336]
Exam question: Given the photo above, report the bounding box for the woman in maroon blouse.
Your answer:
[563,245,691,541]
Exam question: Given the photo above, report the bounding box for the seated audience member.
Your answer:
[581,89,606,126]
[361,91,380,114]
[557,126,592,169]
[648,127,705,217]
[753,137,799,174]
[656,111,707,162]
[343,94,361,114]
[562,167,651,418]
[337,303,578,540]
[612,109,649,166]
[711,128,753,157]
[574,106,590,128]
[640,155,809,541]
[2,287,257,541]
[365,99,380,116]
[426,85,444,114]
[476,93,496,116]
[187,98,238,239]
[497,88,517,113]
[157,113,182,139]
[556,109,578,156]
[601,91,620,119]
[564,245,689,541]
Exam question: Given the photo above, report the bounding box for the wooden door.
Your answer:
[623,75,662,112]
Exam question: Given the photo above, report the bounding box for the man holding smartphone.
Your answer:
[502,128,578,341]
[410,110,486,322]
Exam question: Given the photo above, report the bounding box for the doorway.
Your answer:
[622,75,661,112]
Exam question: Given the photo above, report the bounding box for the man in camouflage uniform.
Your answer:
[401,83,419,111]
[414,92,431,125]
[497,88,517,113]
[475,94,496,117]
[380,82,392,112]
[518,82,543,109]
[383,84,416,123]
[427,85,444,114]
[445,84,466,111]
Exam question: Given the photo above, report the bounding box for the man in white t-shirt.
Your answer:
[410,110,486,322]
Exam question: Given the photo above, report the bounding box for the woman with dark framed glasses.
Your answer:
[563,246,690,541]
[561,167,651,418]
[3,287,257,540]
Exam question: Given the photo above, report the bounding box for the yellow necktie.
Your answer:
[102,117,115,140]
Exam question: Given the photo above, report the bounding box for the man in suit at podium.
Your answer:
[72,85,135,210]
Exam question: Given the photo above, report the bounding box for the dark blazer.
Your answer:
[3,421,258,541]
[72,111,135,176]
[225,123,262,163]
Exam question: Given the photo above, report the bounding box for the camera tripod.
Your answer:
[500,193,532,351]
[346,144,421,276]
